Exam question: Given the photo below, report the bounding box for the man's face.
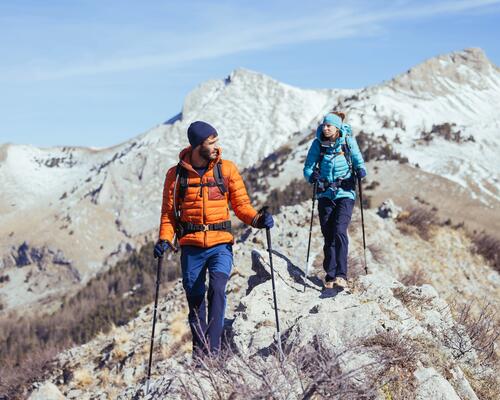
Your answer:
[199,134,219,161]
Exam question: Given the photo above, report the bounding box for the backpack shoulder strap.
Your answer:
[213,160,227,195]
[175,163,189,200]
[313,138,327,169]
[341,131,354,173]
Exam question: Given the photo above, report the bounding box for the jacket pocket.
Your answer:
[207,177,226,200]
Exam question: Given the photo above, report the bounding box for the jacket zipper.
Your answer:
[202,174,207,247]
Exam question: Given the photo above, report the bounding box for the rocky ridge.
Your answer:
[29,200,499,399]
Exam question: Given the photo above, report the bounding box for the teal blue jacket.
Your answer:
[303,124,366,201]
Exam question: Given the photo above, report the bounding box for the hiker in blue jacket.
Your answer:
[303,112,366,290]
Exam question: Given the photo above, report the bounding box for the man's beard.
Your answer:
[199,146,216,162]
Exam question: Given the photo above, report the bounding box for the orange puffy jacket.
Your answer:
[159,146,260,248]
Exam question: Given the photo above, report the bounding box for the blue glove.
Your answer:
[154,240,172,258]
[309,170,320,184]
[256,210,274,229]
[356,168,366,179]
[317,179,328,193]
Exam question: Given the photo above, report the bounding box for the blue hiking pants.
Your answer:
[180,243,233,356]
[317,197,355,280]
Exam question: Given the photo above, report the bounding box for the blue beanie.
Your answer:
[187,121,218,148]
[323,113,343,129]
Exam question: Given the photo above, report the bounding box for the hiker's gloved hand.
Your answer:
[356,168,367,179]
[309,171,320,184]
[154,240,172,258]
[256,210,274,229]
[317,179,328,192]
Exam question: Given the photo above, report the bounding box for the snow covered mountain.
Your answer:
[1,48,499,312]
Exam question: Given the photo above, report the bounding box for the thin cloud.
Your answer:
[2,0,500,82]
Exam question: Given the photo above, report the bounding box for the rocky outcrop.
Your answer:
[30,202,498,399]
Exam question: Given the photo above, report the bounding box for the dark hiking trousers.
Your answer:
[317,197,355,280]
[180,244,233,356]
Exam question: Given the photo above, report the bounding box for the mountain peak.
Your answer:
[387,48,499,95]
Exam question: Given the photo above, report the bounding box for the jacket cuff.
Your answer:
[251,211,261,228]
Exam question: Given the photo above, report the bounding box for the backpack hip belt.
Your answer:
[317,175,356,194]
[178,220,232,238]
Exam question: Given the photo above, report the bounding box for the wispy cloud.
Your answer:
[2,0,499,82]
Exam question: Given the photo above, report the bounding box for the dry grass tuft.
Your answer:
[463,364,500,400]
[396,206,438,240]
[73,367,94,389]
[347,253,366,280]
[367,243,386,265]
[363,331,421,399]
[471,231,500,273]
[399,267,428,287]
[169,310,190,341]
[392,287,433,311]
[112,328,131,346]
[364,330,421,372]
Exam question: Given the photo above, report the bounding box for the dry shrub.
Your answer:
[265,178,312,214]
[471,231,500,273]
[363,331,421,398]
[152,337,385,400]
[399,267,428,287]
[0,347,58,400]
[356,131,409,163]
[364,180,380,191]
[392,286,433,310]
[444,300,499,366]
[347,253,365,280]
[367,243,386,264]
[463,364,500,400]
[396,206,437,240]
[364,330,420,371]
[160,308,191,360]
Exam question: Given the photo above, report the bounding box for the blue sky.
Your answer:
[1,0,499,148]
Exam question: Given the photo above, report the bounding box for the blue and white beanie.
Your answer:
[322,113,343,129]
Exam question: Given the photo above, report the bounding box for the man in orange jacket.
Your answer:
[154,121,274,356]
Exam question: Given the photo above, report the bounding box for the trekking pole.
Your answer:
[146,254,163,394]
[357,175,368,274]
[262,207,285,361]
[305,180,318,282]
